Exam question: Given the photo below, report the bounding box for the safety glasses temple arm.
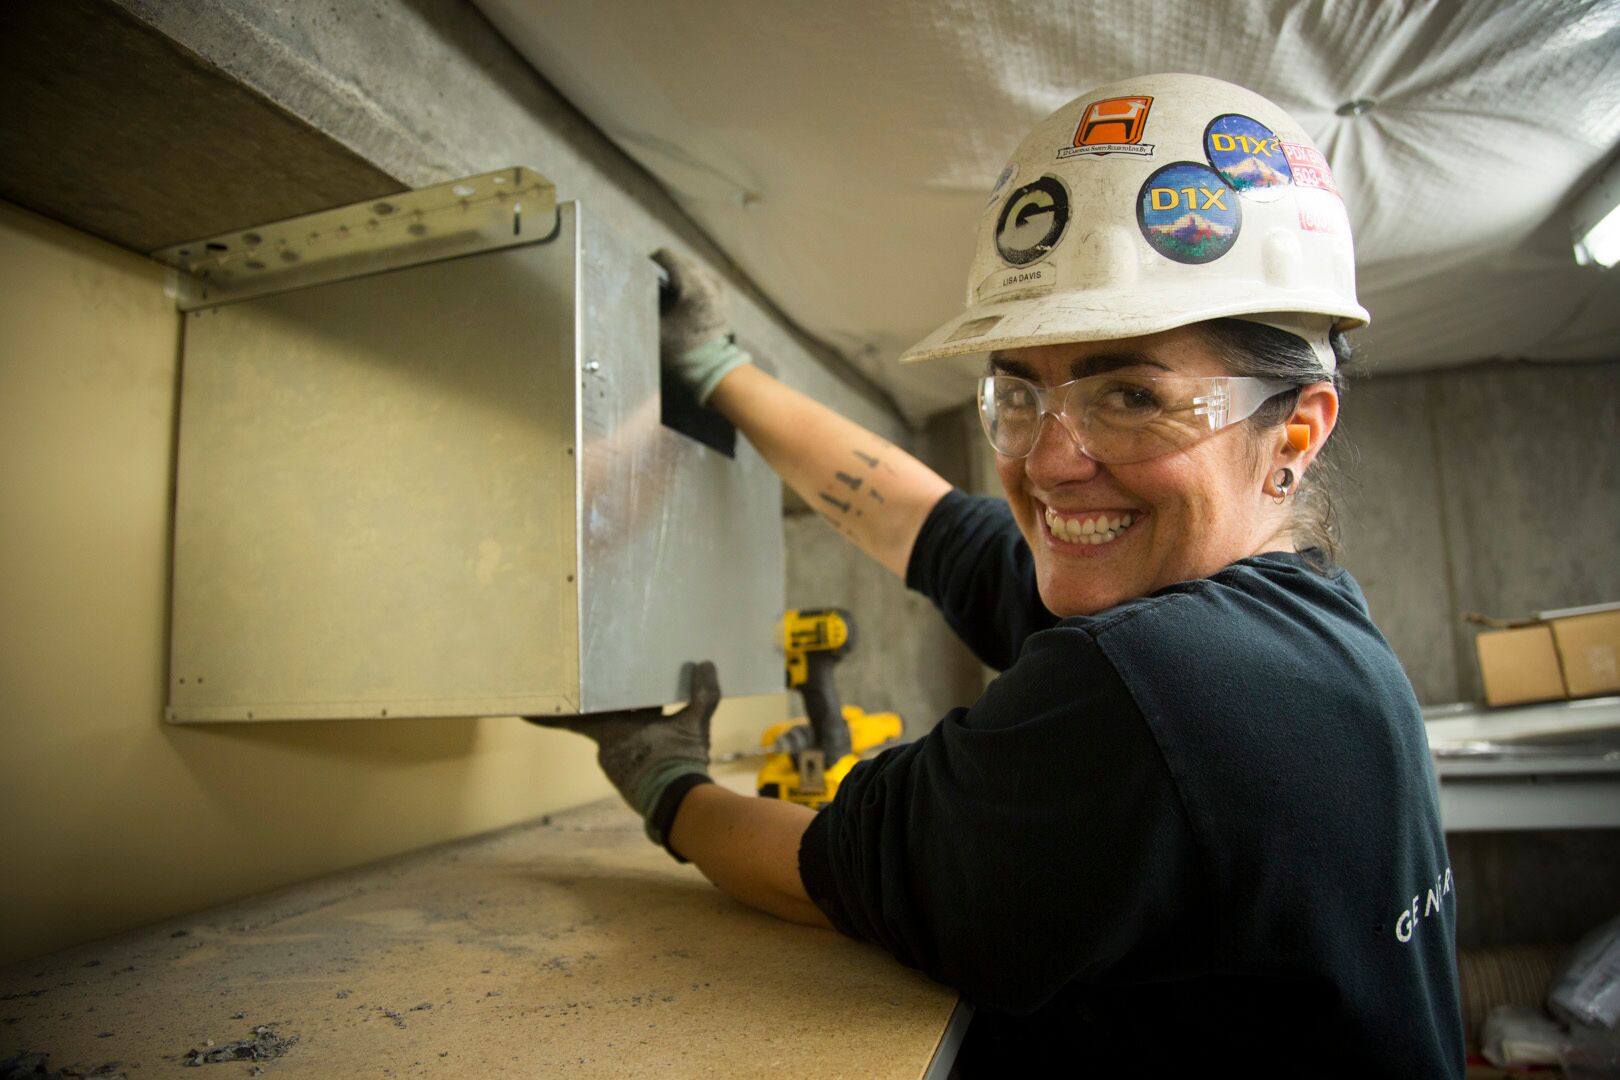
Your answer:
[1208,378,1296,430]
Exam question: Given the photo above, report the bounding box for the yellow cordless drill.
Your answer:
[756,608,902,810]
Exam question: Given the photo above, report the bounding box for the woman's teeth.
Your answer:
[1044,507,1135,545]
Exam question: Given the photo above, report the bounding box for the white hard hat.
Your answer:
[900,73,1367,369]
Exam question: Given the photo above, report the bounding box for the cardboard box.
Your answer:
[1550,610,1620,698]
[1476,624,1567,707]
[1473,603,1620,707]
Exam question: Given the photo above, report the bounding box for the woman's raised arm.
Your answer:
[655,244,949,578]
[706,363,950,578]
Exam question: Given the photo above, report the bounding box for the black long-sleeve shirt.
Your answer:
[798,490,1465,1076]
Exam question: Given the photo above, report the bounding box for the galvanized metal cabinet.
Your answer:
[166,194,781,722]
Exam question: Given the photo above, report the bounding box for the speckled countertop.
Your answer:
[0,768,960,1078]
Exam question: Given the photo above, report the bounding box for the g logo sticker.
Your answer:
[995,176,1070,266]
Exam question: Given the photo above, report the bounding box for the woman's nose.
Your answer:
[1023,411,1103,484]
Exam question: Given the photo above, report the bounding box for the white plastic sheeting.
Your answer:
[475,0,1620,422]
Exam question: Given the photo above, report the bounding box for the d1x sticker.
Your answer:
[1137,162,1241,264]
[1204,113,1292,202]
[995,176,1070,267]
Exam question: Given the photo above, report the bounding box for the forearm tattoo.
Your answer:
[816,445,897,537]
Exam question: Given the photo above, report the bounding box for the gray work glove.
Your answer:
[651,248,752,405]
[525,661,720,859]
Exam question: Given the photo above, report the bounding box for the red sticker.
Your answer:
[1296,198,1340,233]
[1281,141,1340,198]
[1295,188,1348,235]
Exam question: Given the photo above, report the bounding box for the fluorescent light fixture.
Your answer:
[1575,203,1620,268]
[1572,154,1620,268]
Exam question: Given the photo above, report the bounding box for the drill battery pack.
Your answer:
[755,705,902,810]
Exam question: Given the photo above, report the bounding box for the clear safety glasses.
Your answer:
[977,373,1294,463]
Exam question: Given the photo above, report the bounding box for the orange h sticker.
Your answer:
[1059,96,1155,159]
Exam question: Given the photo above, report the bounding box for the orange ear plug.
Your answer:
[1286,424,1311,453]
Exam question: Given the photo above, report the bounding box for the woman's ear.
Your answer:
[1274,381,1339,477]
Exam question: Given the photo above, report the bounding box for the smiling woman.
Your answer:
[981,327,1340,617]
[971,322,1348,618]
[542,73,1466,1078]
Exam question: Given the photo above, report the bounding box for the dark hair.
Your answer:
[1197,318,1354,568]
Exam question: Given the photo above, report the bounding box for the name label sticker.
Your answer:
[976,262,1057,300]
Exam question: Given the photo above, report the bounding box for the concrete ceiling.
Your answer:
[475,0,1620,423]
[0,0,402,255]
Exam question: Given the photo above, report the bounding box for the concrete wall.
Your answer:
[1447,830,1620,949]
[1338,362,1620,705]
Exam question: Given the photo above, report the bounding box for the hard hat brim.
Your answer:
[900,282,1369,366]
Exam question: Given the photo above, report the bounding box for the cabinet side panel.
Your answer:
[577,210,783,711]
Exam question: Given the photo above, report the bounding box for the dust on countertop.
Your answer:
[181,1024,297,1066]
[0,1049,126,1078]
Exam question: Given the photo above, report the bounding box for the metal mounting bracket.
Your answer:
[151,166,557,311]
